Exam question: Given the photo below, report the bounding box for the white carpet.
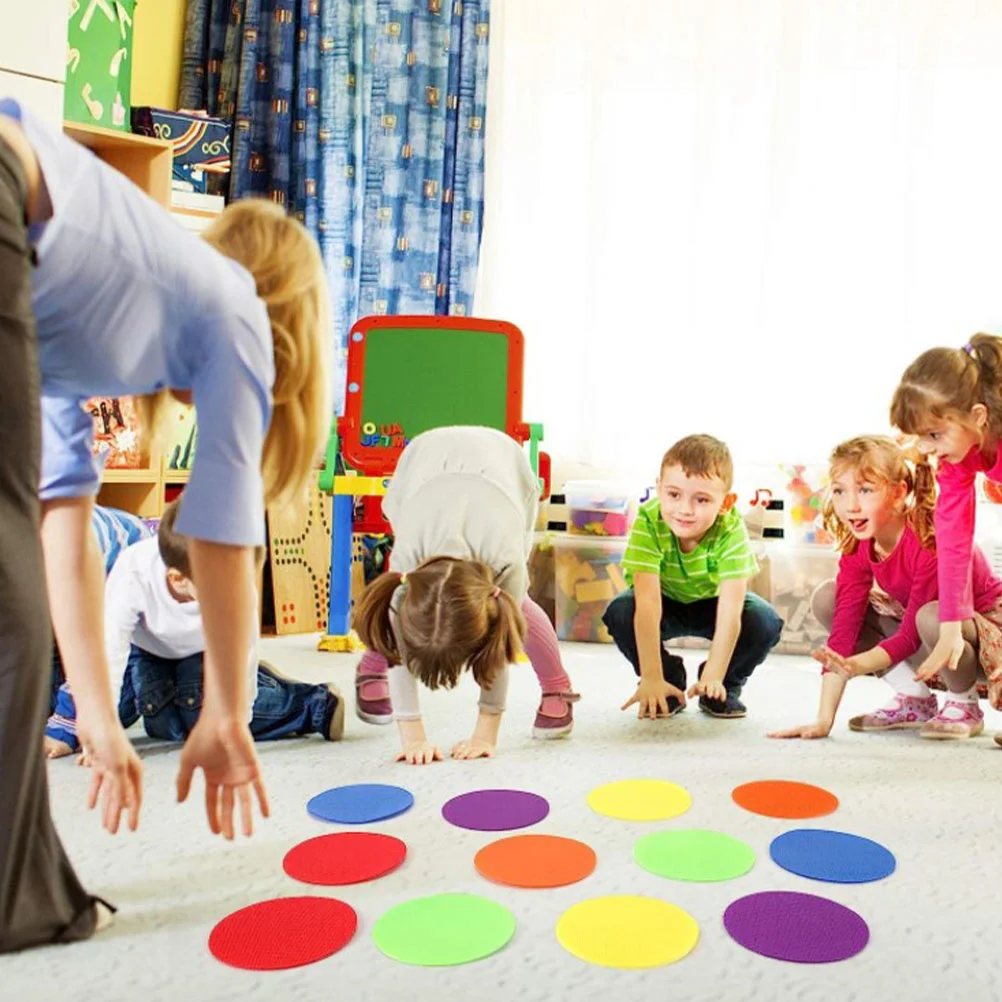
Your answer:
[7,636,1002,1002]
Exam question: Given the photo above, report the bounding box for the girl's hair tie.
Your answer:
[491,586,501,598]
[399,572,407,584]
[963,341,976,358]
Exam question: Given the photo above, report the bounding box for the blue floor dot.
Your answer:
[308,784,414,824]
[770,828,896,884]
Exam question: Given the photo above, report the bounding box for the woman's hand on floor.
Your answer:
[176,713,270,839]
[77,709,144,833]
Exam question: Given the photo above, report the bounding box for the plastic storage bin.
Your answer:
[564,480,638,536]
[553,534,629,642]
[752,544,840,654]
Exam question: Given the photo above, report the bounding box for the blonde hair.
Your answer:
[821,435,936,554]
[660,434,735,491]
[890,333,1002,440]
[139,199,331,507]
[353,557,526,692]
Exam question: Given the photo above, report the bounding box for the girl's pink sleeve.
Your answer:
[934,461,978,621]
[825,549,873,665]
[878,543,937,664]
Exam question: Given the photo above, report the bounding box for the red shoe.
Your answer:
[532,691,580,740]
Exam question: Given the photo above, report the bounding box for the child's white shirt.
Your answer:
[104,536,258,709]
[381,426,538,722]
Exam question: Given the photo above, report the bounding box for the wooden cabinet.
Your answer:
[60,121,176,517]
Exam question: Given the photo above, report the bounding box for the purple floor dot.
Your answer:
[724,891,869,964]
[442,789,550,832]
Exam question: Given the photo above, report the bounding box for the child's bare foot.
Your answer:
[44,736,75,759]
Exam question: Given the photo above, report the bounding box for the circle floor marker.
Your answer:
[731,780,838,819]
[307,783,414,824]
[442,789,549,831]
[557,895,699,968]
[770,829,896,884]
[283,831,407,885]
[587,779,692,821]
[475,834,596,888]
[724,891,869,963]
[373,893,516,966]
[209,896,357,970]
[634,829,755,882]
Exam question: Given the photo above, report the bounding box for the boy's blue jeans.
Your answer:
[48,645,333,746]
[602,589,784,694]
[119,646,332,742]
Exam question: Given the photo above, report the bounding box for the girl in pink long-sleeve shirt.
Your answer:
[892,334,1002,746]
[770,436,1002,742]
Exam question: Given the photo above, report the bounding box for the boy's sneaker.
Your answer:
[655,696,686,718]
[848,692,938,732]
[532,691,580,739]
[355,661,393,725]
[698,693,747,718]
[919,699,984,740]
[322,683,346,741]
[696,661,746,718]
[994,732,1002,748]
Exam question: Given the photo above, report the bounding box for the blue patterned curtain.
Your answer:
[180,0,491,413]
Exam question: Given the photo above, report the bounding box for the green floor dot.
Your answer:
[373,893,516,966]
[634,829,755,882]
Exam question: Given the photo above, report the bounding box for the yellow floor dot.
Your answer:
[586,779,692,821]
[557,895,699,968]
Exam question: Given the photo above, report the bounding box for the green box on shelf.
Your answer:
[64,0,137,132]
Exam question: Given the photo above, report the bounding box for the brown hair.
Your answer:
[157,499,191,578]
[890,333,1002,439]
[821,435,936,554]
[353,557,526,692]
[139,199,332,509]
[660,434,735,491]
[157,497,266,580]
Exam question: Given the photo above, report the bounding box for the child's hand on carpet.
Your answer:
[622,678,686,719]
[768,721,832,740]
[451,738,495,760]
[396,741,443,765]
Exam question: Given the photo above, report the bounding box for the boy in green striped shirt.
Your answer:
[603,435,783,720]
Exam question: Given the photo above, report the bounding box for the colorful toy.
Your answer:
[317,316,548,652]
[783,465,831,546]
[565,480,636,537]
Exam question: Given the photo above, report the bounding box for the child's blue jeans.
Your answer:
[47,645,335,747]
[602,589,784,694]
[119,646,333,742]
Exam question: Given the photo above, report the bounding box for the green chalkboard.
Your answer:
[359,326,510,439]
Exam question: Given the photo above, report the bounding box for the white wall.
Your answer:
[0,0,65,124]
[476,0,1002,487]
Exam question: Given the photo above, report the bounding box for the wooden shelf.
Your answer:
[163,468,192,483]
[102,467,158,484]
[63,121,173,208]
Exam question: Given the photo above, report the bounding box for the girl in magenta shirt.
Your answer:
[771,435,1001,742]
[892,334,1002,744]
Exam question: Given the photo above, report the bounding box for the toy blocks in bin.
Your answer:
[564,480,638,536]
[750,544,839,654]
[131,108,232,194]
[553,534,629,643]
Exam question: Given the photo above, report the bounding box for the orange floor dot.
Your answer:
[731,780,838,819]
[475,834,596,888]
